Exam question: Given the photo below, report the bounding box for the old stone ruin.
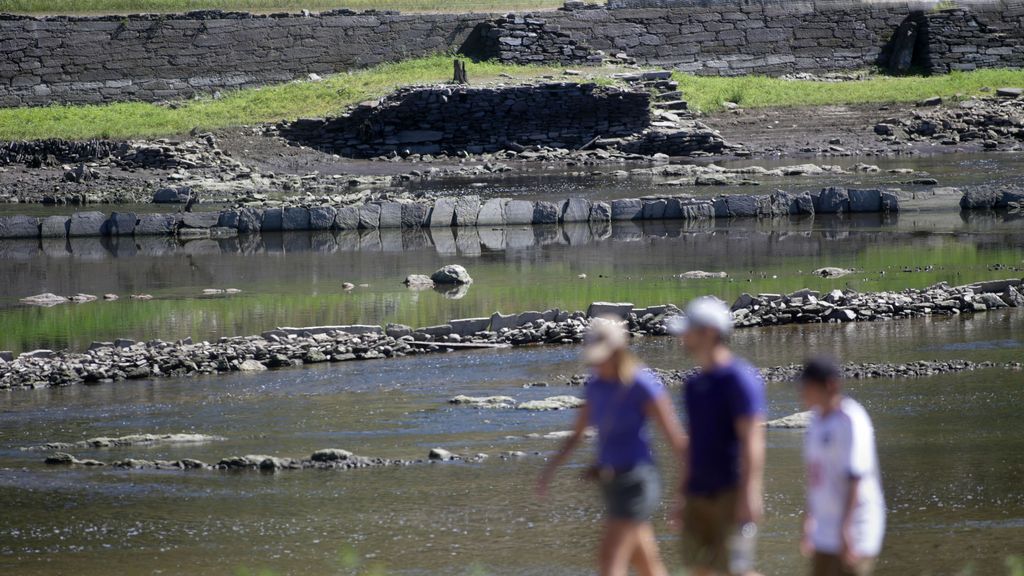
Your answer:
[276,79,732,159]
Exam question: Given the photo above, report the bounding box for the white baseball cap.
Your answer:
[666,296,733,336]
[582,316,629,365]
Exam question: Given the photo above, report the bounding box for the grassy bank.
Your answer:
[1,0,582,15]
[4,61,1024,141]
[0,56,571,141]
[675,68,1024,113]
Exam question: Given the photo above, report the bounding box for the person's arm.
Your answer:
[735,414,766,524]
[536,403,590,498]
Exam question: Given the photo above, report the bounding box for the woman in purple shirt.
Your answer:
[537,317,687,576]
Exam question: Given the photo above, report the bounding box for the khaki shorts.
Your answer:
[812,552,876,576]
[681,489,739,573]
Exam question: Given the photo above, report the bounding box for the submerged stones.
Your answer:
[515,395,585,411]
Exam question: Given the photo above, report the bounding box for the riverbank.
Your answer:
[3,279,1020,390]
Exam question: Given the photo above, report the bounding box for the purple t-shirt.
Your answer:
[586,369,667,472]
[683,358,765,495]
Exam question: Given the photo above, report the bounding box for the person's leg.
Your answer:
[599,519,637,576]
[629,522,669,576]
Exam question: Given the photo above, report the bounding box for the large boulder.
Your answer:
[477,198,508,226]
[725,195,759,217]
[359,203,381,229]
[505,200,535,225]
[152,186,191,203]
[0,215,39,238]
[587,302,634,319]
[641,199,667,220]
[334,206,360,230]
[848,189,883,213]
[40,215,69,238]
[309,206,337,230]
[378,202,403,228]
[562,197,592,222]
[401,202,430,228]
[959,187,1002,210]
[181,211,220,229]
[261,208,284,231]
[428,198,456,227]
[68,212,107,237]
[431,265,473,285]
[532,201,560,225]
[136,213,178,235]
[282,207,311,231]
[815,187,850,214]
[590,201,612,222]
[105,212,136,236]
[454,196,481,226]
[611,198,642,221]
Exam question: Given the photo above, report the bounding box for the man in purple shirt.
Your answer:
[668,297,766,576]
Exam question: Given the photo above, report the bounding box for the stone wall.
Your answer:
[3,2,1024,108]
[0,187,906,240]
[466,13,602,65]
[0,10,487,107]
[277,83,651,157]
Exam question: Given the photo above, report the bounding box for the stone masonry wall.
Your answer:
[277,83,651,157]
[2,2,1024,107]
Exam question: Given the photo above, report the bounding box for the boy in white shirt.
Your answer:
[799,357,886,576]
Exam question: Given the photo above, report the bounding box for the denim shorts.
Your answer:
[600,464,661,521]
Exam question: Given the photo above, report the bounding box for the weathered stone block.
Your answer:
[590,201,612,222]
[815,187,850,214]
[449,317,491,336]
[611,198,643,220]
[262,208,284,232]
[454,196,481,226]
[0,215,39,238]
[378,202,403,228]
[136,213,178,235]
[848,189,882,213]
[40,215,69,238]
[533,201,560,224]
[68,211,107,237]
[587,302,635,319]
[334,206,360,230]
[309,206,337,230]
[402,202,430,228]
[477,198,508,226]
[359,203,381,229]
[105,212,136,236]
[561,197,592,222]
[505,200,535,225]
[429,197,456,227]
[181,211,220,229]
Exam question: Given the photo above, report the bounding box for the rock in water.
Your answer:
[20,293,68,307]
[431,265,473,285]
[449,395,516,409]
[766,411,813,429]
[814,267,855,278]
[310,449,354,462]
[516,396,585,411]
[428,448,455,461]
[403,274,435,289]
[238,359,267,372]
[678,271,728,280]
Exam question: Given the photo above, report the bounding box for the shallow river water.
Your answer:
[1,311,1022,576]
[2,156,1023,575]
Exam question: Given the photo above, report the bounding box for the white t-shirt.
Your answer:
[804,397,886,557]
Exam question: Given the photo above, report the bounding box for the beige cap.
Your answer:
[582,316,629,365]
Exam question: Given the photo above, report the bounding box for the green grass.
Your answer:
[0,56,572,141]
[6,61,1024,141]
[1,0,583,15]
[674,68,1024,113]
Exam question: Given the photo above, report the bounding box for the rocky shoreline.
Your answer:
[2,278,1021,391]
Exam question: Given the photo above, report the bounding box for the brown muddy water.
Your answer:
[0,312,1022,575]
